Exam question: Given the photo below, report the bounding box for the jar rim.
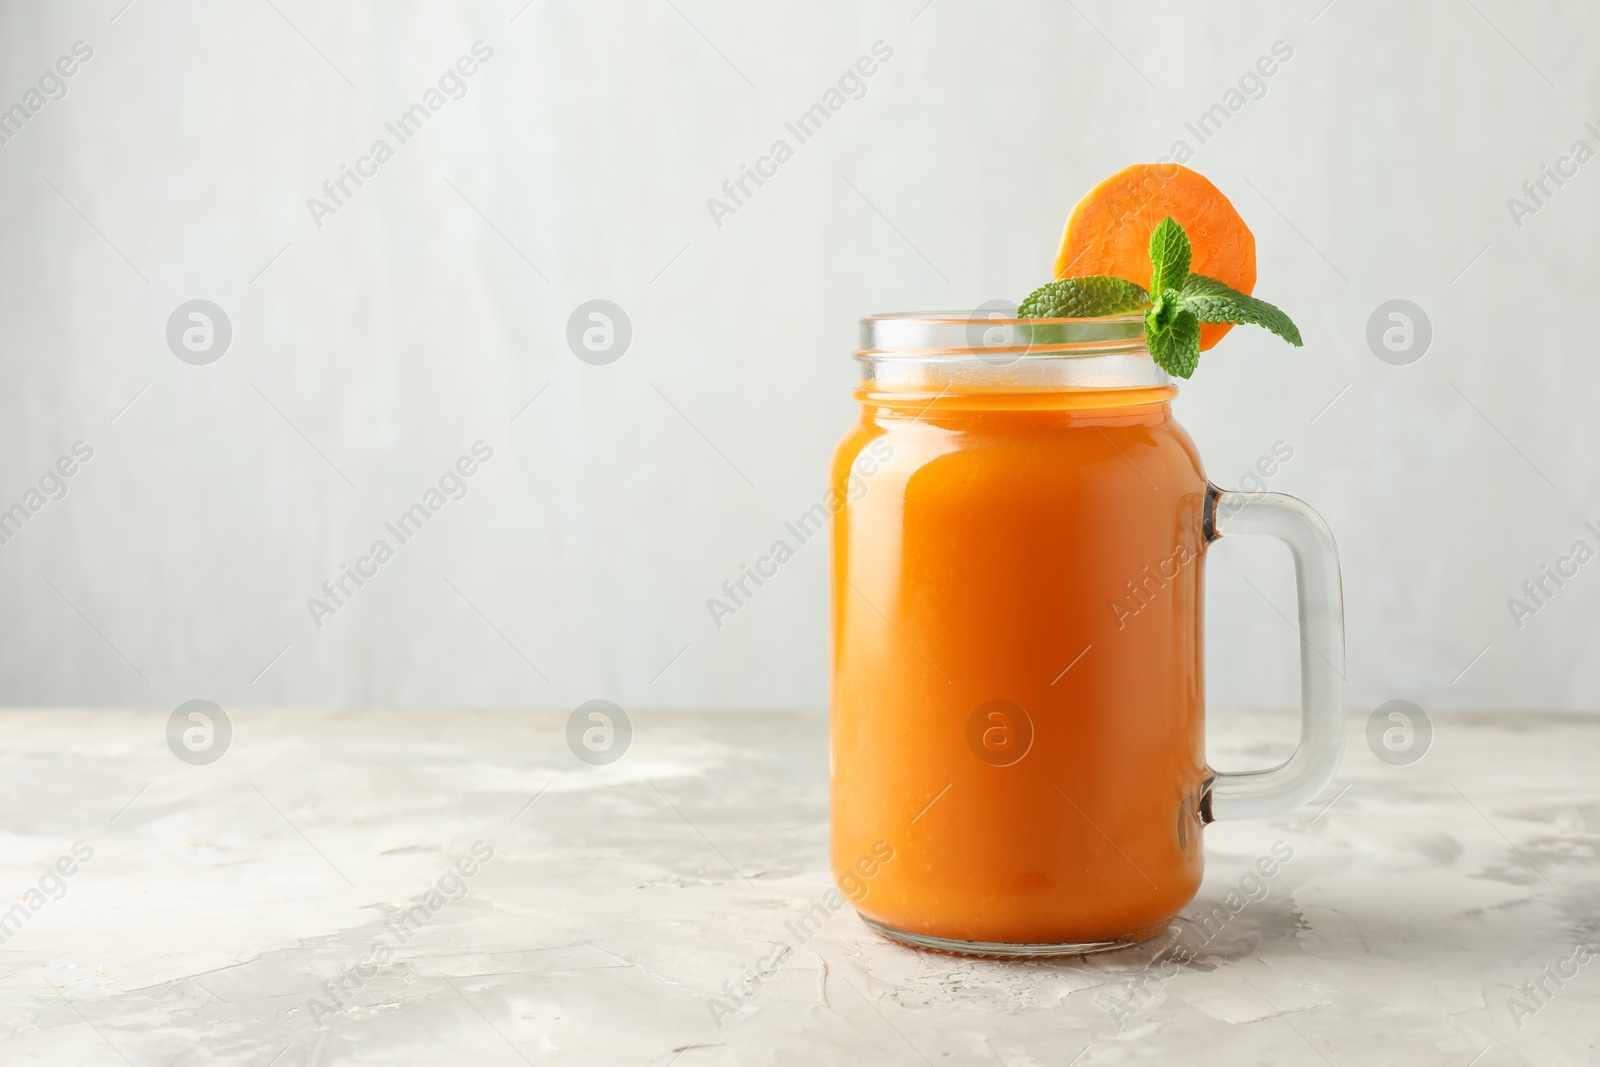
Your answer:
[857,310,1148,359]
[856,311,1167,390]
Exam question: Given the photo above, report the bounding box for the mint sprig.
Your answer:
[1017,216,1302,378]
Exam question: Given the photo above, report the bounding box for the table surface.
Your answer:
[0,708,1595,1066]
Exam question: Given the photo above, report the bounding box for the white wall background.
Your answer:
[0,0,1595,714]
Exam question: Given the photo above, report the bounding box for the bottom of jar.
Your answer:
[859,914,1169,959]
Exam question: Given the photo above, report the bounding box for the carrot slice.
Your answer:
[1054,164,1256,351]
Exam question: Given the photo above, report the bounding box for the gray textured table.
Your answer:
[1,708,1595,1065]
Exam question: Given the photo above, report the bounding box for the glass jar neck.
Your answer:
[855,311,1171,413]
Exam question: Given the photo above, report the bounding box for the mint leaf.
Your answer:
[1144,287,1201,377]
[1148,217,1191,298]
[1181,274,1303,346]
[1145,302,1201,378]
[1017,276,1149,318]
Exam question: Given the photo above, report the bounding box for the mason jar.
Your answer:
[828,311,1344,956]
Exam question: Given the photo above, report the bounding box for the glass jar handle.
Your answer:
[1203,484,1345,821]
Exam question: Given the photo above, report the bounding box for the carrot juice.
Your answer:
[829,374,1211,950]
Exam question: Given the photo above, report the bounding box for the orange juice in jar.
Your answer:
[828,312,1344,955]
